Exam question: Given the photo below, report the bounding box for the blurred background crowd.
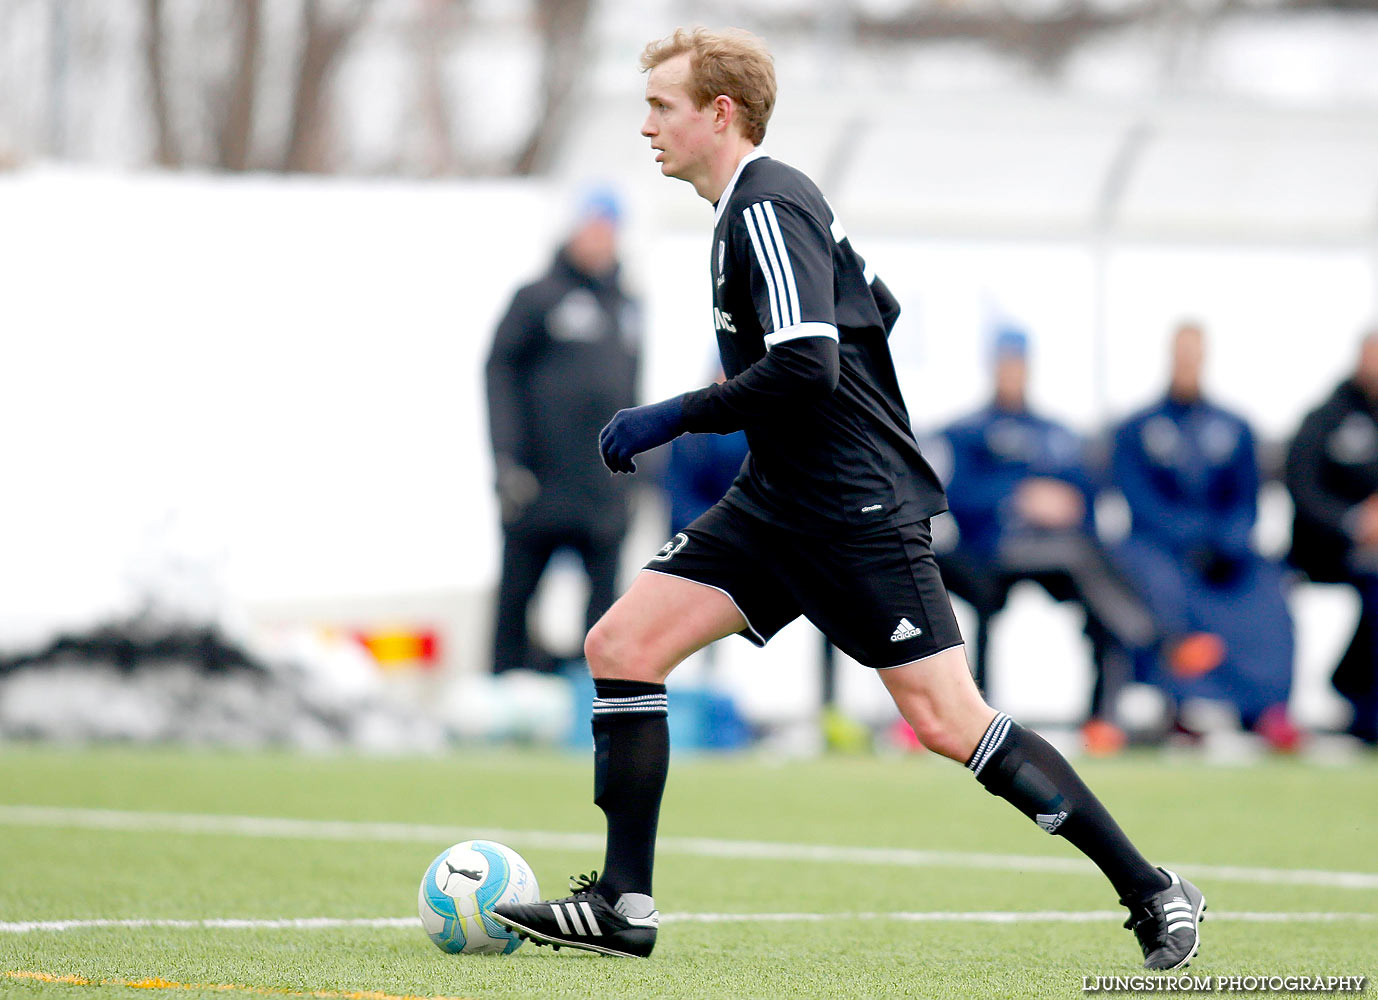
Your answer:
[4,0,1378,758]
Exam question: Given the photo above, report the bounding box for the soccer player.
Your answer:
[492,27,1205,970]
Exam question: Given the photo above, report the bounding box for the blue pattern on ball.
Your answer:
[421,851,466,952]
[421,841,523,954]
[468,841,521,952]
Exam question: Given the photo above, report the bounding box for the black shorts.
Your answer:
[643,501,965,669]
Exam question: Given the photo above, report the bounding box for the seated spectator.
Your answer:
[1285,329,1378,745]
[936,328,1175,752]
[1113,322,1299,750]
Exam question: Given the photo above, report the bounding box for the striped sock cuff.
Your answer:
[966,711,1013,777]
[592,693,668,717]
[592,681,668,719]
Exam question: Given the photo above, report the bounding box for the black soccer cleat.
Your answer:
[1123,868,1207,970]
[490,872,658,959]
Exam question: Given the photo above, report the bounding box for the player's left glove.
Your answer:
[598,396,686,474]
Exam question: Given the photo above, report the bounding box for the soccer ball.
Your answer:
[418,840,540,954]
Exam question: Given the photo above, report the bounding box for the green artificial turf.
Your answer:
[1,745,1374,999]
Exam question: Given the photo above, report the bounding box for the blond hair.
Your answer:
[640,28,776,146]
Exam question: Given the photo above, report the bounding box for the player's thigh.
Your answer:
[787,519,965,669]
[639,502,800,645]
[585,568,748,682]
[587,503,801,681]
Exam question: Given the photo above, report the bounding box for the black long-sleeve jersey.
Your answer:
[677,150,946,534]
[1285,377,1378,581]
[486,247,640,531]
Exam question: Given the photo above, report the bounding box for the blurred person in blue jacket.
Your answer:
[485,188,642,674]
[937,328,1177,752]
[662,368,750,537]
[1285,328,1378,745]
[1113,322,1299,749]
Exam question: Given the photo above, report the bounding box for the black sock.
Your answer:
[968,713,1170,904]
[591,678,669,902]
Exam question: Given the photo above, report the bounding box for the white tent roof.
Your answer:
[559,88,1378,245]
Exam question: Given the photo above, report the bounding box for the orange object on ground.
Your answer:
[1168,632,1226,678]
[1081,718,1128,756]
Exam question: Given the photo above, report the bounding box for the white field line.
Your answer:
[3,804,1377,891]
[0,912,1373,934]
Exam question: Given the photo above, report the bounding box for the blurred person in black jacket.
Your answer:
[485,190,642,674]
[1285,329,1378,743]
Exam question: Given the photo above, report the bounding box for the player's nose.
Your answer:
[640,113,656,137]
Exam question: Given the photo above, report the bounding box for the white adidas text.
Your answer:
[891,618,923,642]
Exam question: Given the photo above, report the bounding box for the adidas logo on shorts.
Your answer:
[890,618,923,642]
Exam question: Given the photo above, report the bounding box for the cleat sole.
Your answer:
[491,911,650,959]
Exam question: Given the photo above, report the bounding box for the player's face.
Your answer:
[642,53,715,184]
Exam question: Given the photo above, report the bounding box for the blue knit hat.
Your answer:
[576,185,622,227]
[992,326,1029,359]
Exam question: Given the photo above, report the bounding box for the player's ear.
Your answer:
[711,94,735,134]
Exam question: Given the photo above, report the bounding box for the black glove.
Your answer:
[598,396,686,474]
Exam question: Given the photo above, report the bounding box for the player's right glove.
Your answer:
[598,396,686,474]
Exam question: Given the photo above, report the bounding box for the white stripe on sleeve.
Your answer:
[762,321,839,350]
[760,201,801,326]
[742,206,783,331]
[750,203,796,327]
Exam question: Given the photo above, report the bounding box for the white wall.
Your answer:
[0,169,551,645]
[0,167,1367,730]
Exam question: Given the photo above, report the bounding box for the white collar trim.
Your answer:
[713,148,768,225]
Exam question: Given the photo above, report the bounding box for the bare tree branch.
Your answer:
[847,1,1147,76]
[282,0,374,173]
[511,0,593,176]
[415,0,463,176]
[217,0,260,171]
[143,0,179,167]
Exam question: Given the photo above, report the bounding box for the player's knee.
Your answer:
[583,618,617,674]
[584,617,658,682]
[906,713,965,761]
[896,698,976,761]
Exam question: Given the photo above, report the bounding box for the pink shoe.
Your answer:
[1255,704,1305,753]
[889,718,925,752]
